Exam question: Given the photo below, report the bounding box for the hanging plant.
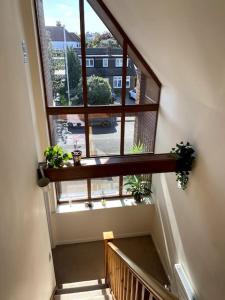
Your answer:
[171,142,195,190]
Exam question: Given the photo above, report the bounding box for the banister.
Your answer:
[106,241,178,300]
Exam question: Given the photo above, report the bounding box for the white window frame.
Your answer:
[113,76,130,89]
[126,76,130,88]
[86,58,94,67]
[103,58,108,67]
[127,58,129,67]
[115,58,123,67]
[113,76,122,88]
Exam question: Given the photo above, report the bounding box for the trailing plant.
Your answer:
[44,145,72,168]
[124,175,152,202]
[171,141,195,190]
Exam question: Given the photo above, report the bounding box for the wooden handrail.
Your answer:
[103,232,178,300]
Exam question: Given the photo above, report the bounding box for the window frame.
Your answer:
[113,76,122,88]
[34,0,161,205]
[86,58,94,67]
[115,57,123,67]
[102,58,108,67]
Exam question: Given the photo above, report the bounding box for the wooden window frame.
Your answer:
[34,0,161,205]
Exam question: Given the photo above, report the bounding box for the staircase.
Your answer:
[54,232,178,300]
[54,279,113,299]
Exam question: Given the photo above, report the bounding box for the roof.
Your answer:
[75,48,123,56]
[46,26,80,42]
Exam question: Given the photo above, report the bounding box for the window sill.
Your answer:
[55,197,153,214]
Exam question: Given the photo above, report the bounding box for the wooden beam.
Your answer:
[39,153,180,182]
[46,104,159,115]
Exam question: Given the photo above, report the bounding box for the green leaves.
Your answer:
[129,142,144,154]
[124,175,152,202]
[44,145,72,168]
[171,141,195,190]
[75,75,112,105]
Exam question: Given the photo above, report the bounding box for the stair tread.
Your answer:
[54,288,111,300]
[55,295,112,300]
[60,279,105,289]
[56,284,107,295]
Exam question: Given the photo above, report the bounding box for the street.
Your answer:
[57,116,136,155]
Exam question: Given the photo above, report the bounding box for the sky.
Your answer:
[43,0,108,34]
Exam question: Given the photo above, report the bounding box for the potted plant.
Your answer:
[44,145,72,168]
[124,175,152,202]
[72,141,82,166]
[171,141,195,190]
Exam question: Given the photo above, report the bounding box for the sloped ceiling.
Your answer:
[103,0,225,107]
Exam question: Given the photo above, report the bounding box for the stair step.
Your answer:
[54,288,111,300]
[60,279,105,289]
[56,284,107,295]
[55,295,112,300]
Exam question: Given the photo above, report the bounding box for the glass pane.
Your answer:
[49,114,86,156]
[124,112,157,154]
[84,0,123,105]
[126,46,160,105]
[43,0,83,106]
[126,57,138,105]
[89,113,121,156]
[59,180,88,201]
[91,177,120,198]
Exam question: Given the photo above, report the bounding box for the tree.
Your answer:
[75,75,112,105]
[56,20,62,27]
[65,47,82,98]
[47,32,65,99]
[86,31,120,48]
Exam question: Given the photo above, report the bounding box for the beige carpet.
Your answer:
[52,236,169,287]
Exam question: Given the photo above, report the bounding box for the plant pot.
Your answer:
[72,150,82,166]
[134,193,142,203]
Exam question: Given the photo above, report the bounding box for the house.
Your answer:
[46,25,81,50]
[1,0,225,300]
[46,27,136,97]
[75,47,137,93]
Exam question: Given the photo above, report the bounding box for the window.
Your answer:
[103,58,108,67]
[115,58,123,67]
[113,76,130,88]
[113,76,122,88]
[86,58,94,67]
[126,76,130,88]
[36,0,161,204]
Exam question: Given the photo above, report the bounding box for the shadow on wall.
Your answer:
[152,173,196,299]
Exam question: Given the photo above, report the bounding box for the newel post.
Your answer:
[103,231,114,285]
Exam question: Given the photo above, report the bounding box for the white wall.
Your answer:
[0,1,55,299]
[103,0,225,299]
[52,205,154,245]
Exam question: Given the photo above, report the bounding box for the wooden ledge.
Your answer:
[38,153,180,182]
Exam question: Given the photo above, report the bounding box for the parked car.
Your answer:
[129,88,137,100]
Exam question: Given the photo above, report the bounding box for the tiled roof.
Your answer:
[74,48,122,56]
[46,26,80,42]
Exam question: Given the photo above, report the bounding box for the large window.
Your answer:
[35,0,161,204]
